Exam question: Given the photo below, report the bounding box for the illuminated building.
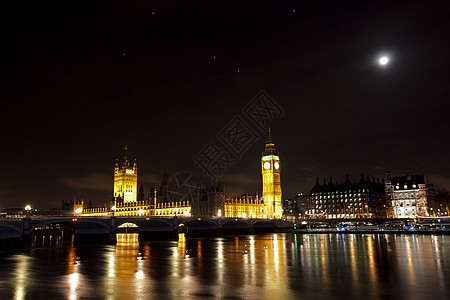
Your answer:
[73,200,84,215]
[191,186,265,218]
[81,166,191,217]
[224,194,265,218]
[309,175,386,219]
[79,131,283,219]
[78,146,193,217]
[191,183,225,217]
[385,169,434,218]
[190,129,282,218]
[113,146,138,203]
[261,128,283,218]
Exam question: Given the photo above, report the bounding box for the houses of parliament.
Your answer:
[76,130,283,219]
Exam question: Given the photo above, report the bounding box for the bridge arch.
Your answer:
[0,223,23,238]
[180,219,220,234]
[251,219,274,226]
[251,219,275,232]
[114,218,175,231]
[221,219,251,227]
[183,219,219,228]
[117,222,139,228]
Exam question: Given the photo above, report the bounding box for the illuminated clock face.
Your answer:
[264,162,270,170]
[274,162,280,170]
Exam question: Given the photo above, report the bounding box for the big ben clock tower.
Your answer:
[261,128,282,218]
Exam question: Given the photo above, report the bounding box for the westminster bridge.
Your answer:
[0,216,293,246]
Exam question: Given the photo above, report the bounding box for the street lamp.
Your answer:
[24,205,32,218]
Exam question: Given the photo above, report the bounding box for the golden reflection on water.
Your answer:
[349,234,357,290]
[66,247,81,300]
[117,232,139,247]
[320,235,328,292]
[404,235,416,287]
[366,235,377,291]
[177,233,186,257]
[5,233,450,299]
[13,255,30,300]
[432,235,445,290]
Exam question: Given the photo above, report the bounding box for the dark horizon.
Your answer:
[1,0,449,209]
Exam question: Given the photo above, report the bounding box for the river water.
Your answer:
[0,233,449,299]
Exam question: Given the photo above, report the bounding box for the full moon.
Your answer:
[379,56,389,65]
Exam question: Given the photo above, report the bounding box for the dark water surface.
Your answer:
[0,233,449,299]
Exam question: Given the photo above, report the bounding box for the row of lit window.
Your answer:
[317,202,366,207]
[324,214,372,219]
[393,185,426,190]
[318,210,368,214]
[395,202,416,207]
[116,206,148,212]
[155,210,189,216]
[394,207,417,213]
[315,198,362,204]
[311,211,371,217]
[394,193,424,199]
[313,189,369,195]
[395,184,418,189]
[319,208,368,212]
[314,193,366,199]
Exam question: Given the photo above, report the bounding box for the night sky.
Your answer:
[1,0,449,209]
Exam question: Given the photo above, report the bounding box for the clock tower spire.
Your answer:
[261,128,282,218]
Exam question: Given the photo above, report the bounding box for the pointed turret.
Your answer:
[138,184,145,202]
[123,145,129,168]
[114,158,119,175]
[263,127,277,156]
